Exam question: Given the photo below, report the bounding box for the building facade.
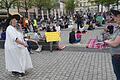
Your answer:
[75,0,97,13]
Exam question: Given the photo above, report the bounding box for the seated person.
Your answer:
[33,30,43,41]
[97,28,110,42]
[40,26,65,50]
[107,24,114,34]
[25,36,38,54]
[0,29,6,40]
[88,22,95,30]
[76,31,81,42]
[102,28,110,41]
[69,28,80,44]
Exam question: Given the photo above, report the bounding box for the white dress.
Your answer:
[5,25,33,73]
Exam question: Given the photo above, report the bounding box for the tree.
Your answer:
[32,0,46,18]
[115,0,120,10]
[43,0,59,17]
[0,0,18,15]
[18,0,34,18]
[104,0,117,11]
[32,0,59,18]
[65,0,75,15]
[89,0,117,12]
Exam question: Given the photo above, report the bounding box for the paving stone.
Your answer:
[0,47,116,80]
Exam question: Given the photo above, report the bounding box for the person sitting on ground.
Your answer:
[88,21,95,30]
[52,26,57,32]
[76,31,81,43]
[51,26,65,50]
[106,24,114,34]
[101,28,110,41]
[25,36,38,54]
[69,28,80,44]
[33,30,42,42]
[0,29,6,40]
[97,28,109,42]
[56,22,61,32]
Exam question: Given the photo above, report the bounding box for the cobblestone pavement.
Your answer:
[0,48,116,80]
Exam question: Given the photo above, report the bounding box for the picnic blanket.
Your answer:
[86,39,108,49]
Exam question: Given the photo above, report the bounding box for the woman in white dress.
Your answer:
[5,18,33,77]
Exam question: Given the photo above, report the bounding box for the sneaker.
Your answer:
[29,51,34,54]
[18,73,25,78]
[11,71,19,77]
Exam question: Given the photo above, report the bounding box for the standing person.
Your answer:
[104,10,120,80]
[75,11,83,31]
[5,17,33,77]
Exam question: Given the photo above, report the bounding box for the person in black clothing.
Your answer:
[107,25,114,34]
[0,29,6,40]
[46,26,51,32]
[52,26,57,32]
[69,28,76,44]
[69,28,80,44]
[75,12,83,30]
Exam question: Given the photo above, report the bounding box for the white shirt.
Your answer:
[5,25,33,73]
[33,32,40,41]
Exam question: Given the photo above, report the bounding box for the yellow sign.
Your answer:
[45,32,61,42]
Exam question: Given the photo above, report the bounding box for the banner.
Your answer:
[45,32,61,42]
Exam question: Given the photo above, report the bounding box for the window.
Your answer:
[80,3,82,7]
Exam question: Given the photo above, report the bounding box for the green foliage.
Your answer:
[0,0,18,9]
[32,0,45,9]
[89,0,117,5]
[65,0,75,12]
[19,0,34,10]
[33,0,58,10]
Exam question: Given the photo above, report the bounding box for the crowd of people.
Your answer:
[1,9,120,79]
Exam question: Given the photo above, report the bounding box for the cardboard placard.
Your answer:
[45,32,61,42]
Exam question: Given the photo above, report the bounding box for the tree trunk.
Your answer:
[38,7,42,19]
[48,9,51,18]
[24,0,28,18]
[101,4,103,12]
[17,2,20,13]
[97,4,99,12]
[17,7,20,13]
[107,4,110,11]
[25,9,28,18]
[117,0,119,10]
[7,8,10,17]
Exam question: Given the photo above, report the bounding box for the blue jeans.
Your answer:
[75,39,80,43]
[112,55,120,80]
